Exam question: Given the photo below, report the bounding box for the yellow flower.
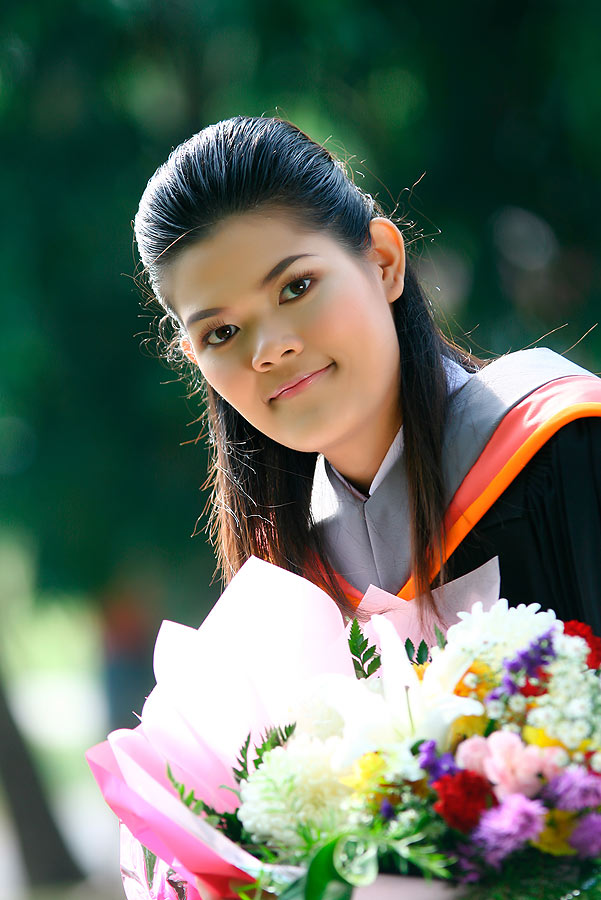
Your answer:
[523,725,590,754]
[454,660,495,700]
[339,752,387,794]
[413,662,429,681]
[522,726,565,749]
[448,714,489,750]
[531,810,578,856]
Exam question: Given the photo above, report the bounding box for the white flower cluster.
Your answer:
[444,598,561,672]
[238,733,352,851]
[526,633,601,751]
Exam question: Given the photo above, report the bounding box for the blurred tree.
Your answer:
[0,677,83,884]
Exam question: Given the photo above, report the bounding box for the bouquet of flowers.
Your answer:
[87,558,601,900]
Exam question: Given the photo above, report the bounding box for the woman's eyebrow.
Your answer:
[185,254,316,328]
[260,253,314,287]
[185,306,224,328]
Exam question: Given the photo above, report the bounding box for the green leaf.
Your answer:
[391,835,455,881]
[278,876,307,900]
[304,841,353,900]
[167,764,215,813]
[416,640,429,665]
[166,764,184,797]
[332,836,378,887]
[253,723,296,769]
[411,738,425,755]
[348,619,363,656]
[141,844,157,890]
[434,624,447,650]
[361,645,377,663]
[366,656,382,676]
[484,719,498,737]
[405,638,415,662]
[233,733,252,784]
[348,619,381,679]
[166,763,247,842]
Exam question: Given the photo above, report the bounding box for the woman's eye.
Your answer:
[281,277,312,302]
[205,324,239,345]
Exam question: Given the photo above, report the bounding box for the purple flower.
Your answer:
[418,739,459,784]
[379,798,395,821]
[569,812,601,858]
[472,794,546,869]
[518,629,556,676]
[543,767,601,812]
[487,629,555,702]
[454,842,484,884]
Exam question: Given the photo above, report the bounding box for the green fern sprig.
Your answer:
[348,618,381,679]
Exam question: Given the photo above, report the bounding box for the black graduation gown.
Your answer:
[444,417,601,634]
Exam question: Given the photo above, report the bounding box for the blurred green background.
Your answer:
[1,0,600,896]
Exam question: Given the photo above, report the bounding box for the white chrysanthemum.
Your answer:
[552,632,589,662]
[508,693,527,713]
[238,734,351,850]
[556,720,591,749]
[525,641,601,753]
[564,697,592,718]
[485,699,505,720]
[444,598,560,669]
[527,706,553,729]
[504,722,521,734]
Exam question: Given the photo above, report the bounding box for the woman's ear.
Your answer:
[367,218,406,302]
[180,337,198,366]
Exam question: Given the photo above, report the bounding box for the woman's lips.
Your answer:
[269,364,333,401]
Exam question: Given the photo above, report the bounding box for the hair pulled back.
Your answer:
[135,115,480,617]
[136,116,375,295]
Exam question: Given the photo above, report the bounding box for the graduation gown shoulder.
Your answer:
[444,415,601,634]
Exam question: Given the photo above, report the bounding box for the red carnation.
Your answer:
[563,620,601,669]
[520,665,550,697]
[432,770,497,833]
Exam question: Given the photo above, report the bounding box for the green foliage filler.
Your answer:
[404,638,429,665]
[166,763,244,843]
[233,724,297,784]
[348,619,381,679]
[460,853,601,900]
[253,724,297,771]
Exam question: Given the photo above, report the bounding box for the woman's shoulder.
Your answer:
[451,347,596,417]
[443,348,601,501]
[446,414,601,629]
[475,346,593,378]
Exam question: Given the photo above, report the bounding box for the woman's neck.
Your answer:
[323,412,403,495]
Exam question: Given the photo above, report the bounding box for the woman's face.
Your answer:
[164,210,405,489]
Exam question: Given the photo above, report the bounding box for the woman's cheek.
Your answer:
[208,363,255,414]
[304,288,346,339]
[196,355,232,398]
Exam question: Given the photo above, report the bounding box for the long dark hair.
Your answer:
[134,116,482,616]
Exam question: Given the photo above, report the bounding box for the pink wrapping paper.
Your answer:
[87,556,500,897]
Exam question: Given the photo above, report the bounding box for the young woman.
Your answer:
[134,115,601,632]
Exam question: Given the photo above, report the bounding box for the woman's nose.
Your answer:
[251,326,304,371]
